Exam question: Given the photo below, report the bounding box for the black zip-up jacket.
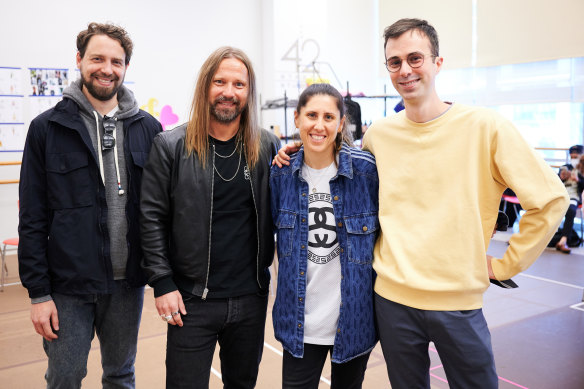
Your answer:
[18,98,162,299]
[140,124,280,298]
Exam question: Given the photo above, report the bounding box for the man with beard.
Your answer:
[140,46,280,388]
[18,22,162,388]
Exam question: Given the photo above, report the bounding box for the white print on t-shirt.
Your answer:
[307,193,339,264]
[302,162,341,345]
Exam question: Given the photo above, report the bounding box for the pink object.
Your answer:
[159,105,179,131]
[502,194,520,204]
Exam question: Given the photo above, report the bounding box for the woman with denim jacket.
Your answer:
[270,84,379,389]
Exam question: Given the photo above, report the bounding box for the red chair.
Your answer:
[1,201,19,292]
[1,237,18,292]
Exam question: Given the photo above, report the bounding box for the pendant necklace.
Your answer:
[303,161,334,193]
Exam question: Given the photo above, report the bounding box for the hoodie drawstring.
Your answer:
[94,111,125,196]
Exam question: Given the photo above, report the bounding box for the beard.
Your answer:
[81,71,123,102]
[210,96,244,124]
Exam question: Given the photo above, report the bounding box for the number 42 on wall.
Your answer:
[281,38,321,72]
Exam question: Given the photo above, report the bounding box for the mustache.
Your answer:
[91,72,119,81]
[214,96,239,105]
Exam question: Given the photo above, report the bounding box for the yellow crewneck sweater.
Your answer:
[363,103,568,310]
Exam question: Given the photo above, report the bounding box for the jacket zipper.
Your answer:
[124,125,131,278]
[94,117,111,293]
[202,147,215,300]
[246,151,261,289]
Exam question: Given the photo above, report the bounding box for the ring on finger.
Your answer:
[171,311,180,316]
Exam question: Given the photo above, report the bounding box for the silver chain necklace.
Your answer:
[213,143,243,182]
[303,162,334,193]
[214,142,239,158]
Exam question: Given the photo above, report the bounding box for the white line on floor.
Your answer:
[211,367,222,379]
[263,341,283,356]
[518,273,584,290]
[1,281,21,287]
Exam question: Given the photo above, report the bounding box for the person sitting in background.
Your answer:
[567,145,584,171]
[555,145,584,253]
[576,154,584,180]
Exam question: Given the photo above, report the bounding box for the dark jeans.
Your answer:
[166,293,268,389]
[43,280,144,389]
[560,201,578,237]
[375,294,497,389]
[282,344,370,389]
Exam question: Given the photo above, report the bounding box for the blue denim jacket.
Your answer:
[270,143,379,363]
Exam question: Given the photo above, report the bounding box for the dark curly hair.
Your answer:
[76,22,133,65]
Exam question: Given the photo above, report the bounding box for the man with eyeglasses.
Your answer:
[363,18,569,388]
[18,22,162,388]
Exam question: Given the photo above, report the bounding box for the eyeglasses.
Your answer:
[102,116,116,150]
[384,52,436,73]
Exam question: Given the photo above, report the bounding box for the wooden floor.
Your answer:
[1,232,583,388]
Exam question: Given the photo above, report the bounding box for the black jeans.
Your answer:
[166,293,268,389]
[282,343,370,389]
[560,202,578,237]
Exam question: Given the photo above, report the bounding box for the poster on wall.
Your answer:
[29,97,61,117]
[0,125,25,151]
[29,68,69,96]
[0,98,23,123]
[0,67,22,96]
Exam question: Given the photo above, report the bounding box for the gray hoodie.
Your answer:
[63,79,139,279]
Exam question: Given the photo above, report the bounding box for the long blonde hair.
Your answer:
[185,46,260,168]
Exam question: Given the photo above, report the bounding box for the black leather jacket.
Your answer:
[140,124,280,298]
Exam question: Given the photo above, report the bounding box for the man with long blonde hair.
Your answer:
[140,46,280,388]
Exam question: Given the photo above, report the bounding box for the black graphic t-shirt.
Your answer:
[207,135,259,298]
[301,161,341,345]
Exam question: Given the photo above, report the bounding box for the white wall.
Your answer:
[260,0,381,136]
[0,0,264,241]
[4,1,580,256]
[0,0,385,247]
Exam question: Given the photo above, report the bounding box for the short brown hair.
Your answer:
[76,22,133,65]
[383,18,439,57]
